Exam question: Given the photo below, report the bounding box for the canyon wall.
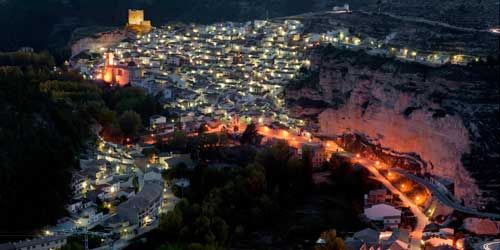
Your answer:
[286,47,499,210]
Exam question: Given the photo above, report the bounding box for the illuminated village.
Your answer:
[1,5,498,250]
[34,9,495,250]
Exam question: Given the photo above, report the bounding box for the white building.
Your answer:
[149,115,167,129]
[117,181,163,227]
[0,235,67,250]
[364,203,402,229]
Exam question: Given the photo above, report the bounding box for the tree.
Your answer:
[198,123,209,135]
[240,122,258,144]
[315,229,346,250]
[255,140,294,192]
[118,110,142,137]
[169,130,189,151]
[0,60,90,231]
[159,210,184,238]
[158,243,186,250]
[210,217,229,244]
[192,216,215,243]
[60,241,84,250]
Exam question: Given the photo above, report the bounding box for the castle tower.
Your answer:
[128,9,145,26]
[126,9,152,34]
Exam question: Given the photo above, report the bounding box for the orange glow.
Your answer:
[282,130,288,137]
[103,69,113,83]
[356,153,360,158]
[375,161,380,165]
[387,171,397,181]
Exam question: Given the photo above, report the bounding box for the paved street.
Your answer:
[356,159,428,250]
[392,168,500,219]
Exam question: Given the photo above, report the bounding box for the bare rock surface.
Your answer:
[286,47,500,211]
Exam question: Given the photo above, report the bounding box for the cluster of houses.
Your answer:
[46,138,182,243]
[71,12,481,147]
[74,19,316,135]
[0,235,67,250]
[339,187,467,250]
[0,137,191,249]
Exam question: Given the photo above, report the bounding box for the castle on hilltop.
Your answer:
[126,9,152,34]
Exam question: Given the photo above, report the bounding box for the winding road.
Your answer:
[356,158,428,250]
[483,240,500,250]
[392,168,500,220]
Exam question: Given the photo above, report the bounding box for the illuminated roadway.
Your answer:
[483,240,500,250]
[255,125,426,249]
[391,168,500,220]
[350,158,428,250]
[160,121,499,247]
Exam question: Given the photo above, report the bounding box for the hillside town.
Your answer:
[1,7,498,250]
[71,9,482,140]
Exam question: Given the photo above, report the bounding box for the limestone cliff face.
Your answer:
[71,29,127,57]
[286,47,500,210]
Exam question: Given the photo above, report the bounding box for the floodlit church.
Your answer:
[97,52,141,86]
[126,9,152,34]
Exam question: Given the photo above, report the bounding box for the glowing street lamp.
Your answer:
[355,153,360,158]
[282,130,288,137]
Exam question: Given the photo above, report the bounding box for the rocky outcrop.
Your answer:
[71,29,127,57]
[463,218,500,235]
[286,47,499,211]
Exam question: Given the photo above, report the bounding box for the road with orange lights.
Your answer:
[354,157,428,250]
[257,125,342,153]
[254,125,427,249]
[392,168,500,220]
[148,120,500,240]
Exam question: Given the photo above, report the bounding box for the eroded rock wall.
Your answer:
[71,29,127,57]
[286,47,500,210]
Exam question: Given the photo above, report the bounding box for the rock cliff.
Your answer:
[286,47,500,211]
[71,29,127,57]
